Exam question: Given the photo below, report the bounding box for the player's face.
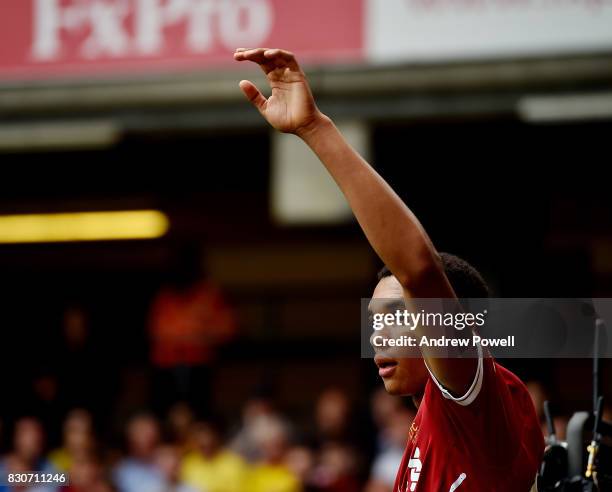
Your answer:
[369,275,429,397]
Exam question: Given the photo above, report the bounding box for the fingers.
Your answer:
[233,48,270,63]
[238,80,267,113]
[234,48,274,76]
[263,48,295,62]
[234,48,300,72]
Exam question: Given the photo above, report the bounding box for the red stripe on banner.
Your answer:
[0,0,364,81]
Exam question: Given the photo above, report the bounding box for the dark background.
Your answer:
[0,116,610,447]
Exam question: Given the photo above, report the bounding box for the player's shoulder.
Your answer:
[423,352,537,416]
[491,360,545,467]
[491,359,530,396]
[488,359,542,429]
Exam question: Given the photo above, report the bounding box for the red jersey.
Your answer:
[394,352,544,492]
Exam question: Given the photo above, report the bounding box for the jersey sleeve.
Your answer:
[425,342,484,406]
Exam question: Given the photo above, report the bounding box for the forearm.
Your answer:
[235,46,476,396]
[298,115,450,296]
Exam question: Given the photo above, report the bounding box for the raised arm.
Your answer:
[234,48,477,396]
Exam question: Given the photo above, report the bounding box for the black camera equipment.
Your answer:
[537,319,611,492]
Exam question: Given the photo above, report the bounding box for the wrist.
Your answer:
[295,112,333,142]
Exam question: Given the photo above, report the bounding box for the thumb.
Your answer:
[239,80,267,113]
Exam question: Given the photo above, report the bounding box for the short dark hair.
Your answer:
[377,252,490,298]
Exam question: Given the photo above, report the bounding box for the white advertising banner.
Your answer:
[367,0,612,62]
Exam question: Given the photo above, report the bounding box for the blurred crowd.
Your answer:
[0,268,587,492]
[0,387,420,492]
[0,378,585,492]
[0,271,426,492]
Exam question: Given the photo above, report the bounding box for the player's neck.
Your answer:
[412,393,423,408]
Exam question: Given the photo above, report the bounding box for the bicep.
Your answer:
[402,268,480,397]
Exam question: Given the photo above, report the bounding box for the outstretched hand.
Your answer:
[234,48,325,136]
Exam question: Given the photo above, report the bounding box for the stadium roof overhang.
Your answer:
[1,53,611,133]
